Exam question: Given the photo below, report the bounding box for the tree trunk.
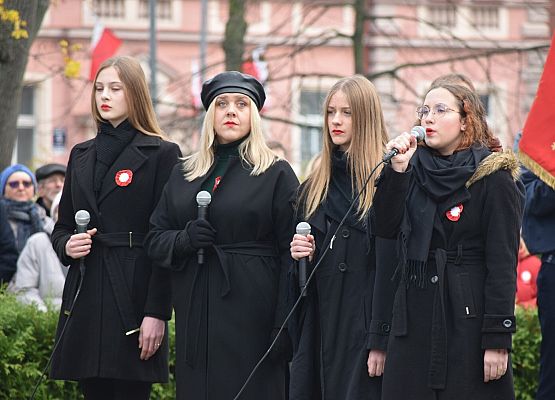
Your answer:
[223,0,247,71]
[353,0,367,75]
[0,0,49,170]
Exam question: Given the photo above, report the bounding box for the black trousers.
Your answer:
[536,258,555,400]
[79,378,152,400]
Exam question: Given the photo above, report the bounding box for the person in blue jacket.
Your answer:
[521,168,555,400]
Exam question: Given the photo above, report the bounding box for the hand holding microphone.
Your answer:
[295,222,312,297]
[383,126,425,171]
[193,191,215,265]
[65,210,96,259]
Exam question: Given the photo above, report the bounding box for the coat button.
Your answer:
[430,275,439,284]
[381,323,390,333]
[503,319,513,328]
[338,262,347,272]
[341,228,350,238]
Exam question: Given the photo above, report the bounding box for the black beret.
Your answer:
[201,71,266,111]
[35,163,66,181]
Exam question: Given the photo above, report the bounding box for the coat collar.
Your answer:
[73,133,162,211]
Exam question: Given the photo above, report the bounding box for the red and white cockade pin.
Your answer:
[115,169,133,187]
[446,204,464,222]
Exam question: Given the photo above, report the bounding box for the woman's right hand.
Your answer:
[385,131,419,172]
[65,228,97,259]
[290,233,315,262]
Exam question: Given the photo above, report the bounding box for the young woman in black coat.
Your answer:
[373,84,524,400]
[289,75,394,400]
[145,71,299,400]
[50,56,182,399]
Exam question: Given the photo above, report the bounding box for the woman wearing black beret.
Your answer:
[145,71,299,399]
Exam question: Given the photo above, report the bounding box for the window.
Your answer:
[14,86,36,166]
[427,5,457,28]
[93,0,125,18]
[139,0,172,20]
[471,7,499,29]
[87,0,181,27]
[299,90,325,170]
[479,93,490,116]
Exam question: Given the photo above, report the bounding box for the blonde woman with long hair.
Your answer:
[145,71,299,400]
[289,75,391,399]
[50,56,182,399]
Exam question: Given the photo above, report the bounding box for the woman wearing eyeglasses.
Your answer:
[0,164,53,259]
[373,84,524,400]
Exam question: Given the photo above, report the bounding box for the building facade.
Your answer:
[18,0,552,175]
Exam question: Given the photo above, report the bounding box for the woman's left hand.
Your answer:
[367,349,386,377]
[138,316,165,361]
[483,348,508,382]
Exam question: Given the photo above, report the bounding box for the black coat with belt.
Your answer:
[373,151,524,400]
[145,157,299,400]
[288,183,397,400]
[49,132,181,382]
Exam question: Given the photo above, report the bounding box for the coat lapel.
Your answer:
[73,140,100,216]
[97,133,160,204]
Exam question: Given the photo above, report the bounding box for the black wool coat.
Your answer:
[49,132,181,382]
[288,184,397,400]
[373,151,524,400]
[145,157,299,400]
[0,201,17,283]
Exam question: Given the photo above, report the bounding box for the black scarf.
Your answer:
[94,119,137,195]
[323,149,367,233]
[0,198,44,253]
[401,145,491,285]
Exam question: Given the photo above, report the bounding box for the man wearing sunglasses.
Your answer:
[0,164,53,255]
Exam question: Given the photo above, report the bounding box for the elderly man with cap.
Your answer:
[146,71,299,400]
[0,164,53,254]
[35,163,66,217]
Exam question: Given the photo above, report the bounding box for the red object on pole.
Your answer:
[89,27,122,81]
[519,33,555,189]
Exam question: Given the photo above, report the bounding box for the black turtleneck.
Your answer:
[201,137,244,194]
[94,119,137,195]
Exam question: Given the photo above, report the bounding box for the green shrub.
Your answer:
[0,289,176,399]
[513,305,541,400]
[0,290,542,399]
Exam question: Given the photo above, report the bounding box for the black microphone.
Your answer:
[383,126,425,163]
[296,222,311,297]
[74,210,90,276]
[196,191,212,265]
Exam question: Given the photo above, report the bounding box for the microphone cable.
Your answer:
[28,259,87,400]
[232,158,387,400]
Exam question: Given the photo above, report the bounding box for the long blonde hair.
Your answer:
[302,75,388,220]
[91,56,166,139]
[183,97,276,181]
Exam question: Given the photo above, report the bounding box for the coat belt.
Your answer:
[392,246,484,390]
[184,241,278,368]
[94,232,146,336]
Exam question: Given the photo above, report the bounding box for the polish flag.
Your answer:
[191,60,202,110]
[89,21,122,81]
[519,33,555,189]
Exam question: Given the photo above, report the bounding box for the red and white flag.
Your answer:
[89,21,122,81]
[519,33,555,189]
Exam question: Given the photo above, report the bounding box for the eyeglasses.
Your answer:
[416,103,460,120]
[7,180,33,189]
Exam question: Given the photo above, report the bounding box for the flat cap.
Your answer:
[35,163,66,181]
[201,71,266,111]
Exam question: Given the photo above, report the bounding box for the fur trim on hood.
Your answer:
[466,151,521,188]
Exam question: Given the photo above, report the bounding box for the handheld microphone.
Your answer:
[196,191,212,265]
[383,126,425,163]
[296,222,311,297]
[74,210,90,276]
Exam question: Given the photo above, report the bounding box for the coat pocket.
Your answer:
[451,272,477,318]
